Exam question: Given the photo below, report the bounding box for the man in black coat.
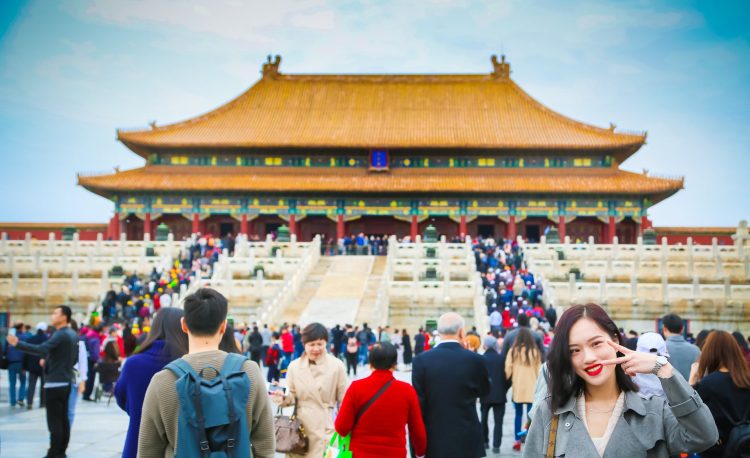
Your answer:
[480,335,510,454]
[412,313,490,458]
[7,306,78,458]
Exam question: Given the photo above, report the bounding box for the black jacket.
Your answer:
[23,331,49,375]
[15,326,78,384]
[480,347,510,405]
[412,341,491,458]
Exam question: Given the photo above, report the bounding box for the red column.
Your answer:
[459,215,467,239]
[109,213,119,240]
[192,213,200,235]
[336,215,345,240]
[240,214,248,235]
[608,216,616,243]
[558,216,566,240]
[508,215,517,240]
[289,214,297,237]
[410,216,418,240]
[144,213,152,239]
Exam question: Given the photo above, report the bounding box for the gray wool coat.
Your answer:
[523,372,718,457]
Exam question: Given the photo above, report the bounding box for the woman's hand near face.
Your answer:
[601,340,673,378]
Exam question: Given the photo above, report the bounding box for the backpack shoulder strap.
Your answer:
[221,353,248,375]
[165,358,197,379]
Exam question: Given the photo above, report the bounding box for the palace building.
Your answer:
[78,55,683,243]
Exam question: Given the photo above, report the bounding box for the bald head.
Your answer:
[437,312,465,338]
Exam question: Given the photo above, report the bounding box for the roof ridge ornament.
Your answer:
[491,54,511,79]
[262,54,282,79]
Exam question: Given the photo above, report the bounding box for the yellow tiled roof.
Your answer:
[118,56,645,153]
[78,166,682,203]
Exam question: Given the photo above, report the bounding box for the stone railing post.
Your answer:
[24,232,32,255]
[687,237,694,278]
[568,272,576,303]
[72,270,79,292]
[119,233,126,257]
[612,236,619,258]
[599,274,607,306]
[690,275,699,300]
[0,232,7,254]
[41,267,49,297]
[715,256,724,281]
[48,232,56,255]
[724,276,732,303]
[256,270,264,299]
[661,272,669,306]
[11,270,19,296]
[95,233,103,255]
[712,237,719,260]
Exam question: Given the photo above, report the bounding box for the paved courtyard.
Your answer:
[0,364,523,458]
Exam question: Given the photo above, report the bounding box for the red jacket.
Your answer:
[280,331,294,353]
[335,370,426,458]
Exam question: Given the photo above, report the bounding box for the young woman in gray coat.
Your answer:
[523,303,718,457]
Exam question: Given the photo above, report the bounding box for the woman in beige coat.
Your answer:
[505,326,541,451]
[272,322,348,458]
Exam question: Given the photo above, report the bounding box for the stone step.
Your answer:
[298,256,374,327]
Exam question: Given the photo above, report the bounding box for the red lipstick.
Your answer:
[584,364,603,376]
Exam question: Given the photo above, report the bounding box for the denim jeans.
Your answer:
[514,402,532,440]
[68,382,78,427]
[8,362,27,406]
[358,344,368,365]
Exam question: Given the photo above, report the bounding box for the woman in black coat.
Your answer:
[402,329,413,365]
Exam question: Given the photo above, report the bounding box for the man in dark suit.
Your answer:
[480,335,510,454]
[412,312,490,458]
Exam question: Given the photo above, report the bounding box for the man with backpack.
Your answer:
[138,288,275,457]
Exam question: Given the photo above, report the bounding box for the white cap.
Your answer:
[636,332,669,357]
[36,322,48,332]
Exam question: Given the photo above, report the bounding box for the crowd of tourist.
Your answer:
[2,234,750,457]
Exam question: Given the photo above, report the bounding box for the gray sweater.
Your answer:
[665,336,701,380]
[138,350,275,458]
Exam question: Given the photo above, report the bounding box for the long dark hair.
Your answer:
[220,323,241,354]
[511,327,540,365]
[547,303,639,411]
[697,330,750,389]
[136,307,188,361]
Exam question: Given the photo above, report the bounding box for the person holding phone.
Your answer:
[6,306,78,458]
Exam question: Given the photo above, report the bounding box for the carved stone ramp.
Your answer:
[298,256,374,328]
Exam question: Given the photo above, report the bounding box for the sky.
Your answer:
[0,0,748,227]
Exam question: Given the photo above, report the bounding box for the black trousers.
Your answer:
[45,385,71,458]
[345,352,358,376]
[27,372,45,407]
[481,402,506,449]
[83,360,96,399]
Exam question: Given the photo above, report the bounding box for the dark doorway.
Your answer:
[219,223,234,237]
[266,223,281,236]
[478,224,495,238]
[525,224,540,242]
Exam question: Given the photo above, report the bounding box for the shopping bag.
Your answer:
[323,432,352,458]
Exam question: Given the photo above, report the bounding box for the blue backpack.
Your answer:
[166,353,251,458]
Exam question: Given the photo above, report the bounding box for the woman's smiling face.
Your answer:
[568,317,619,387]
